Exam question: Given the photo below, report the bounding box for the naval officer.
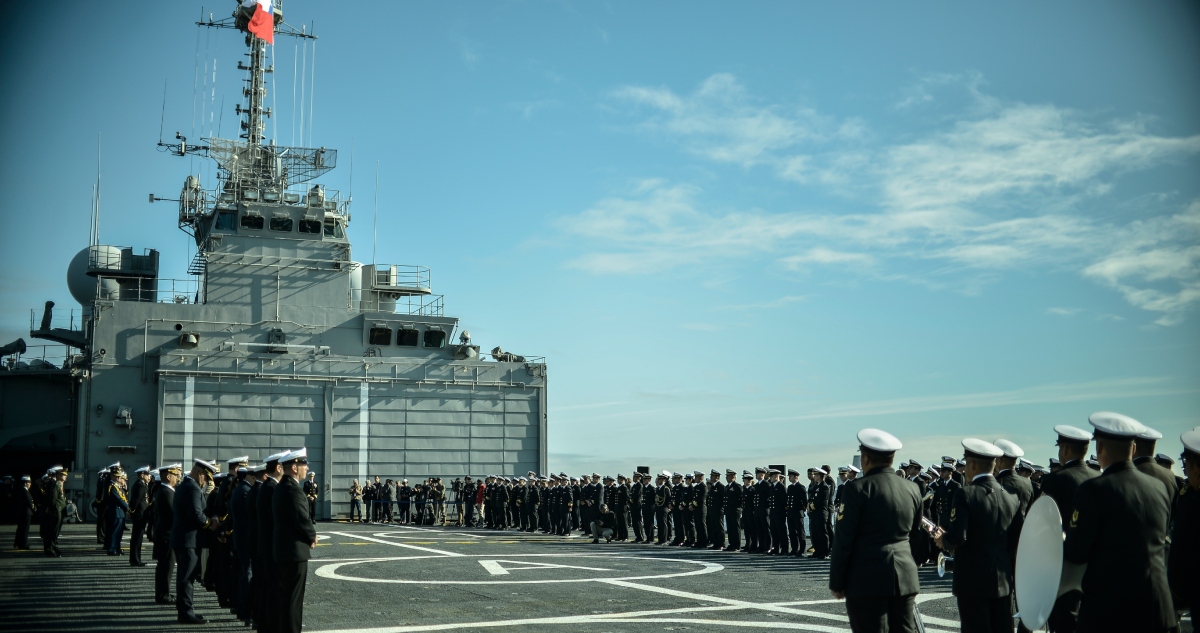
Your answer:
[993,440,1033,517]
[1133,426,1179,500]
[14,475,35,550]
[172,458,221,624]
[1034,425,1097,633]
[1063,412,1175,633]
[1168,429,1200,622]
[935,439,1023,633]
[723,469,742,551]
[274,448,318,633]
[128,466,152,566]
[829,428,923,633]
[785,468,808,557]
[154,464,181,605]
[256,451,288,633]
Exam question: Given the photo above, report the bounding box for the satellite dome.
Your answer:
[67,246,120,304]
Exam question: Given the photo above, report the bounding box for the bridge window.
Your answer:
[298,219,322,234]
[323,218,345,239]
[214,211,237,231]
[423,330,446,349]
[240,214,264,230]
[397,329,418,347]
[269,215,294,232]
[368,325,392,346]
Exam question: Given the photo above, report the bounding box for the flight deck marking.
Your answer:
[315,553,722,585]
[477,559,612,576]
[325,531,465,557]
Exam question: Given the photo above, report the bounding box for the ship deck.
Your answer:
[0,521,1118,633]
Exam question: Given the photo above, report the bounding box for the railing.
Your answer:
[30,308,79,332]
[2,344,74,371]
[94,276,200,304]
[366,264,431,293]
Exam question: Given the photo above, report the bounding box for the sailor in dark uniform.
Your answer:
[688,471,706,548]
[629,473,644,542]
[785,468,807,557]
[654,473,672,544]
[669,473,686,546]
[230,465,255,626]
[43,467,67,557]
[274,448,318,633]
[14,475,35,550]
[127,466,152,565]
[1028,426,1092,633]
[706,469,725,550]
[639,473,655,542]
[830,429,922,633]
[1063,412,1176,633]
[993,440,1033,517]
[753,467,771,553]
[722,469,741,551]
[679,473,698,546]
[1153,453,1185,493]
[935,439,1022,633]
[766,469,787,554]
[614,475,631,541]
[303,471,319,524]
[1168,429,1200,623]
[153,464,181,604]
[930,462,960,529]
[172,459,221,624]
[105,468,130,555]
[1133,427,1179,500]
[809,467,833,559]
[256,451,288,633]
[741,471,756,552]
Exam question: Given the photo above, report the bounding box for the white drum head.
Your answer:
[1016,496,1064,631]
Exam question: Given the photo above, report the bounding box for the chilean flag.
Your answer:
[243,0,274,44]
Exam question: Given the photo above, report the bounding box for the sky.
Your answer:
[1,1,1198,476]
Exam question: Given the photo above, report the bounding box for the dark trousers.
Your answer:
[956,594,1014,633]
[14,515,30,549]
[754,508,770,551]
[399,501,410,523]
[258,560,281,633]
[641,505,655,541]
[655,508,670,543]
[743,509,757,550]
[692,507,707,545]
[106,514,125,554]
[154,544,175,599]
[630,505,644,541]
[383,501,393,522]
[129,513,149,563]
[234,551,252,621]
[811,512,831,556]
[174,546,201,616]
[349,499,362,521]
[707,506,724,547]
[845,593,918,633]
[725,508,742,548]
[277,560,308,633]
[787,509,806,555]
[615,509,629,540]
[770,509,787,552]
[308,499,317,523]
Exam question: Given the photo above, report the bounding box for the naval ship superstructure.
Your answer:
[7,1,547,519]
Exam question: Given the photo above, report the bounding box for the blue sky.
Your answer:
[1,1,1197,475]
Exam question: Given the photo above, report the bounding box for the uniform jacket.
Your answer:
[629,481,643,508]
[828,466,923,597]
[19,487,36,518]
[105,482,130,519]
[725,481,743,511]
[1064,460,1174,633]
[995,469,1033,516]
[1134,456,1179,500]
[245,481,260,558]
[154,484,175,543]
[809,481,833,517]
[230,478,254,557]
[754,478,771,512]
[170,475,209,549]
[940,475,1022,598]
[256,477,278,560]
[785,481,807,513]
[707,480,725,510]
[655,484,672,508]
[1168,484,1198,616]
[929,477,961,527]
[691,482,706,511]
[273,475,318,563]
[768,480,786,512]
[129,478,151,516]
[1038,460,1098,529]
[304,479,320,502]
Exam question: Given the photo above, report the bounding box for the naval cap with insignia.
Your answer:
[755,466,766,473]
[192,458,218,474]
[226,455,250,466]
[159,462,183,473]
[281,447,308,464]
[726,468,737,475]
[848,464,861,473]
[1154,453,1175,465]
[1033,465,1049,474]
[1181,429,1200,458]
[134,466,150,474]
[907,459,923,469]
[941,455,955,464]
[993,439,1024,459]
[787,468,799,476]
[742,471,753,479]
[603,475,614,481]
[1054,424,1093,445]
[672,472,682,478]
[937,461,954,471]
[21,475,30,482]
[812,466,828,475]
[962,438,1004,459]
[1016,459,1033,471]
[1088,411,1148,440]
[858,428,903,453]
[1136,426,1163,441]
[711,469,721,476]
[264,450,290,465]
[837,466,849,473]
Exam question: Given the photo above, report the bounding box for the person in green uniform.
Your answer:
[1063,412,1175,633]
[44,466,67,557]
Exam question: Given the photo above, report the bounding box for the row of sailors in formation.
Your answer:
[24,449,322,632]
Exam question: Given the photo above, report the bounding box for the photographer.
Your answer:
[590,503,617,544]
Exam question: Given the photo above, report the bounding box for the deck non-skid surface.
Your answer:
[0,521,1063,632]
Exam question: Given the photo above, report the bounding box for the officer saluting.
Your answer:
[935,439,1023,633]
[172,458,222,624]
[829,429,923,633]
[1063,412,1175,633]
[273,448,318,633]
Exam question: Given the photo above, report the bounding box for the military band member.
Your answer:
[43,466,67,557]
[829,429,923,633]
[1063,412,1175,633]
[935,439,1023,633]
[173,458,222,624]
[785,469,807,557]
[741,471,757,552]
[809,467,833,559]
[654,474,672,544]
[14,475,35,549]
[993,440,1033,517]
[274,448,318,633]
[154,464,181,604]
[706,470,725,550]
[1133,427,1179,500]
[1168,429,1200,622]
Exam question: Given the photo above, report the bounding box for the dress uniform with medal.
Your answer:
[829,429,923,633]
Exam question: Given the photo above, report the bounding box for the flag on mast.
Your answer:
[243,0,274,44]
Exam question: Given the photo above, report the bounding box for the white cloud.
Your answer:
[572,73,1200,324]
[1046,307,1080,317]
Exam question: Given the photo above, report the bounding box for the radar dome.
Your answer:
[67,246,120,304]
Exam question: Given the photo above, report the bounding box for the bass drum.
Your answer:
[1015,496,1064,631]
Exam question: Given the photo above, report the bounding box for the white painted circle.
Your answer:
[316,553,724,585]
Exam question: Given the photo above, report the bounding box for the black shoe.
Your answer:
[131,561,147,567]
[592,538,600,544]
[177,612,207,624]
[155,595,175,604]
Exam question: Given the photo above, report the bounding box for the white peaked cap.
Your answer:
[1088,411,1147,439]
[1181,429,1200,456]
[193,458,218,473]
[858,428,902,452]
[264,450,290,464]
[1136,426,1163,441]
[227,455,250,464]
[993,439,1024,458]
[963,438,1004,459]
[1054,425,1093,443]
[282,447,308,462]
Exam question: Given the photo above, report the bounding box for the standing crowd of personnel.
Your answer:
[347,475,448,525]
